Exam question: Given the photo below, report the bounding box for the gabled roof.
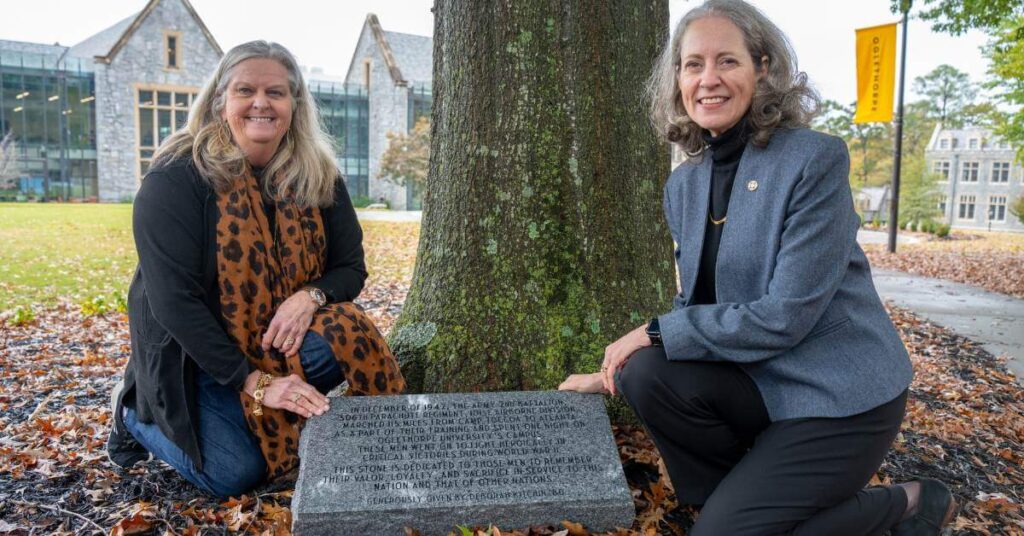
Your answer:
[857,185,890,212]
[346,14,432,88]
[68,13,136,60]
[383,30,432,86]
[86,0,222,64]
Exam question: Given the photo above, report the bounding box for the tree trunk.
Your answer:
[393,0,674,393]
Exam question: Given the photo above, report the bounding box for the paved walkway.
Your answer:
[871,268,1024,383]
[856,229,922,245]
[355,210,422,222]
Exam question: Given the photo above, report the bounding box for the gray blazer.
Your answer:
[658,127,913,421]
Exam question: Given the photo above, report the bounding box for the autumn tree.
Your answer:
[912,64,977,127]
[985,16,1024,161]
[379,116,430,188]
[814,100,890,186]
[391,1,675,393]
[897,153,940,227]
[1010,195,1024,225]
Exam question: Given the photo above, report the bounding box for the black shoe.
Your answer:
[106,379,152,469]
[891,478,958,535]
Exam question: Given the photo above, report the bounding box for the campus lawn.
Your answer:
[0,202,419,314]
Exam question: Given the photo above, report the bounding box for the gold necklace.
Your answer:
[708,211,727,225]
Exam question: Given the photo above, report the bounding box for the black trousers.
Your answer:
[617,347,908,536]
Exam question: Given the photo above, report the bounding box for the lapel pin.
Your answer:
[747,180,758,192]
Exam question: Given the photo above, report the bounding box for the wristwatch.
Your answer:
[305,287,327,308]
[646,317,663,346]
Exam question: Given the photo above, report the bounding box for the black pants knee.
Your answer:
[617,346,909,535]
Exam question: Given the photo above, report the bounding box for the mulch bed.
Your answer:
[1,292,1022,535]
[864,245,1024,300]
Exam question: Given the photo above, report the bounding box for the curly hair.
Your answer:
[152,41,339,208]
[646,0,820,157]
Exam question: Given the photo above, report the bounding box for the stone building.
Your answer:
[925,125,1023,232]
[82,0,221,201]
[1,3,432,207]
[344,14,432,210]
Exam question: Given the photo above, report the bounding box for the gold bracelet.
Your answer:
[252,372,274,416]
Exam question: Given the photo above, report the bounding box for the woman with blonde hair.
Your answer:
[561,1,955,533]
[107,40,405,497]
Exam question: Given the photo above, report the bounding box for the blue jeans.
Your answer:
[123,331,343,498]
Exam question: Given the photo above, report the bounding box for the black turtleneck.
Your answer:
[691,116,751,305]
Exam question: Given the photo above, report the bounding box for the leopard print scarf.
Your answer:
[215,171,405,479]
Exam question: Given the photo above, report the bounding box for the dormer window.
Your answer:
[165,31,181,69]
[939,139,949,149]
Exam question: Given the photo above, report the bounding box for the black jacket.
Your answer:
[122,159,366,469]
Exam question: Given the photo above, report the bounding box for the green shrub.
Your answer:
[351,195,373,208]
[79,291,127,316]
[935,224,950,238]
[8,305,35,326]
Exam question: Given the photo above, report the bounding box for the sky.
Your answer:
[0,0,993,105]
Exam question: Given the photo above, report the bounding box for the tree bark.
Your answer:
[393,0,674,393]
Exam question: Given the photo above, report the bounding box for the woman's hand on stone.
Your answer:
[262,373,330,418]
[261,291,318,357]
[602,324,651,396]
[558,373,609,394]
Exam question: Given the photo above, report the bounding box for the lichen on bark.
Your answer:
[393,0,674,398]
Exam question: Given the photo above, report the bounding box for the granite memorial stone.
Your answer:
[292,391,634,535]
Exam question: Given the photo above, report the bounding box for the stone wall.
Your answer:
[346,27,411,210]
[94,0,219,201]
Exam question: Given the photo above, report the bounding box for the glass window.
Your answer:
[939,139,948,149]
[991,162,1010,183]
[174,92,189,107]
[969,138,978,149]
[157,91,171,106]
[175,110,188,130]
[988,196,1006,222]
[157,109,172,143]
[958,195,976,220]
[932,161,950,181]
[166,34,180,69]
[961,162,979,182]
[139,107,154,147]
[139,90,153,106]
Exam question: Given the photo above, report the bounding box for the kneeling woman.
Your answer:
[561,1,955,534]
[107,41,406,498]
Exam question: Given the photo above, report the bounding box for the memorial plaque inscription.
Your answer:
[292,391,634,535]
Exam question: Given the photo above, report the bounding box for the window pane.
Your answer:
[140,160,150,176]
[140,149,154,158]
[157,109,172,142]
[157,91,171,106]
[175,110,187,130]
[174,92,188,107]
[167,36,177,68]
[139,109,154,146]
[139,90,153,106]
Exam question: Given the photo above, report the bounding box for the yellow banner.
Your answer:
[854,23,897,123]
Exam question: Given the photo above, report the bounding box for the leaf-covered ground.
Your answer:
[865,230,1024,299]
[1,296,1022,535]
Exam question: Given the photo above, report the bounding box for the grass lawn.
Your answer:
[0,202,419,313]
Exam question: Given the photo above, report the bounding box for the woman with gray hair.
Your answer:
[106,40,406,497]
[561,1,955,533]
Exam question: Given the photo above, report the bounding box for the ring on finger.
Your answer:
[291,392,301,403]
[284,337,296,346]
